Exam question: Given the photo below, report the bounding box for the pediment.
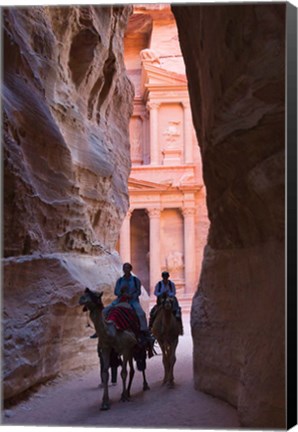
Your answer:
[142,63,187,91]
[128,177,171,191]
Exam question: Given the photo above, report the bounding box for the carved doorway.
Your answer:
[131,209,150,294]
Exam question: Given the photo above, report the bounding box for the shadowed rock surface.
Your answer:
[172,3,285,428]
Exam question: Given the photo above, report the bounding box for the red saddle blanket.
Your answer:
[106,305,140,334]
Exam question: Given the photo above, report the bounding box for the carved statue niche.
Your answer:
[166,250,184,278]
[162,121,182,165]
[163,121,181,146]
[130,116,143,164]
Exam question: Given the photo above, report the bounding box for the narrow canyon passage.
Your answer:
[3,313,239,429]
[3,4,287,428]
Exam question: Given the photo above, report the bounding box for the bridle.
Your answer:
[81,287,103,329]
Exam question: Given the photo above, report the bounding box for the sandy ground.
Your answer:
[2,314,240,430]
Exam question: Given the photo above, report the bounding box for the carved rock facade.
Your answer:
[122,6,209,300]
[172,3,286,428]
[3,6,134,400]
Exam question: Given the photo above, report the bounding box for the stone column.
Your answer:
[147,208,161,294]
[183,101,193,164]
[182,207,196,294]
[147,101,160,165]
[119,210,132,263]
[141,112,149,165]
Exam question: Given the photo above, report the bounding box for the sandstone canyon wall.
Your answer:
[172,4,286,428]
[3,6,134,400]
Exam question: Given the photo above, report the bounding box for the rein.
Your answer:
[81,288,103,330]
[84,310,94,330]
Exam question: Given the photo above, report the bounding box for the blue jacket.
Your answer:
[154,280,176,298]
[114,275,141,303]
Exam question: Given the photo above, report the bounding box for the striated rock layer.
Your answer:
[172,3,286,429]
[3,6,134,400]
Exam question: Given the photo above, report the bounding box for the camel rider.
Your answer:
[103,262,154,344]
[149,271,183,334]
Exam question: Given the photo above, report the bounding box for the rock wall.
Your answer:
[172,4,286,428]
[3,5,134,400]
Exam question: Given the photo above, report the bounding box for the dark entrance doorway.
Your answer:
[131,209,150,294]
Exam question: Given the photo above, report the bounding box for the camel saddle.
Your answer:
[106,303,140,336]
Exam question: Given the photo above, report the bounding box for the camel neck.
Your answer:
[89,306,108,339]
[162,307,173,327]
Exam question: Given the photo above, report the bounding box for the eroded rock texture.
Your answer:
[3,6,134,400]
[172,4,285,428]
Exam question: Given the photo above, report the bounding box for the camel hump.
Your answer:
[106,306,140,334]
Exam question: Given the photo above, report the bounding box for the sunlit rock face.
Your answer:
[172,4,285,428]
[3,5,134,400]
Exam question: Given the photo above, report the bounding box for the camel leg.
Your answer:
[97,345,104,386]
[111,365,118,385]
[167,339,178,388]
[100,348,111,410]
[142,370,150,391]
[161,344,169,385]
[127,356,135,398]
[120,353,130,402]
[165,346,171,385]
[140,347,150,390]
[135,346,150,391]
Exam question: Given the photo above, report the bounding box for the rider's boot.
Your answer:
[141,329,155,342]
[148,305,158,330]
[141,329,155,358]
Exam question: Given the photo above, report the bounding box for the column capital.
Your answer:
[182,207,196,217]
[147,208,161,218]
[147,101,160,111]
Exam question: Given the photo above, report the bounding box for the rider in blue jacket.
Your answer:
[149,271,183,334]
[103,262,154,343]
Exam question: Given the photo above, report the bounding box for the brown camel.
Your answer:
[79,288,150,410]
[151,294,181,388]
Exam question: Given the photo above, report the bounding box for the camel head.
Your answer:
[79,287,104,311]
[161,295,175,312]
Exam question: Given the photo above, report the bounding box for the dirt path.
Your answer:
[3,314,240,429]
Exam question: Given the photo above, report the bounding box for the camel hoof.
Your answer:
[120,394,130,402]
[100,403,110,411]
[143,383,150,391]
[167,382,175,389]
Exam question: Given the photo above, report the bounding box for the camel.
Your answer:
[79,287,150,410]
[151,294,181,388]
